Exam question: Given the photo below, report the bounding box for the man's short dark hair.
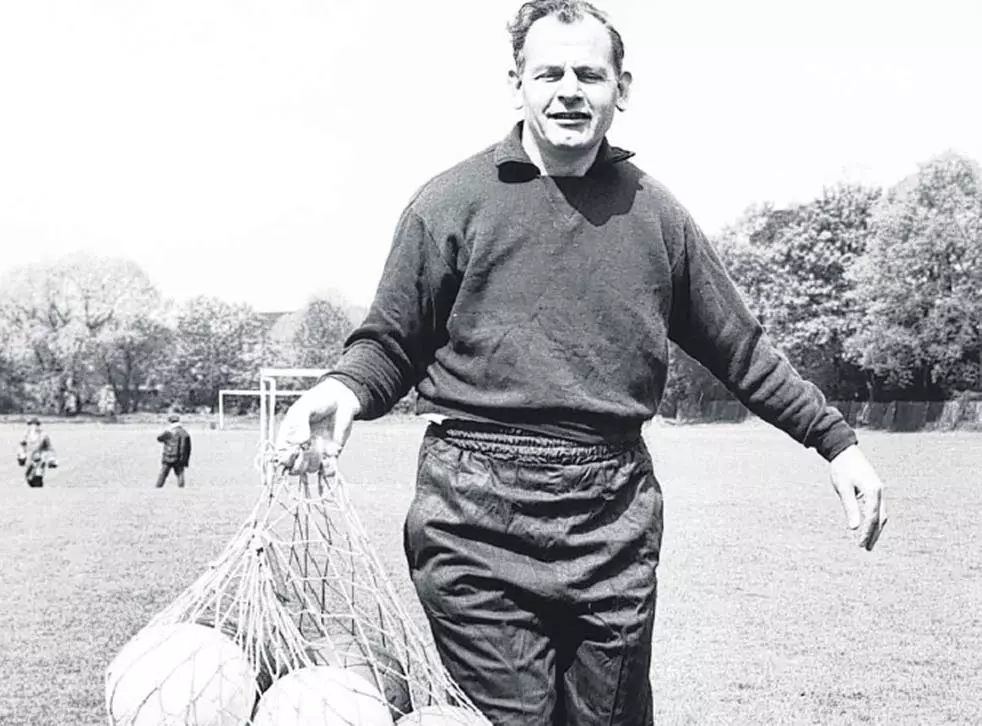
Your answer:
[507,0,625,75]
[167,413,181,423]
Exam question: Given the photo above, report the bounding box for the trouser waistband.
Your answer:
[427,420,641,465]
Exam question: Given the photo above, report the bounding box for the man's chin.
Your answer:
[543,134,599,154]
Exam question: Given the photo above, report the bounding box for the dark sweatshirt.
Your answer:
[329,124,856,461]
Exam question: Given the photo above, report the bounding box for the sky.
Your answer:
[1,0,980,312]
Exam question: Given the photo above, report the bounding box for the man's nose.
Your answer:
[556,68,582,100]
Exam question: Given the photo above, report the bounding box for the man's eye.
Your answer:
[578,72,604,83]
[537,72,562,81]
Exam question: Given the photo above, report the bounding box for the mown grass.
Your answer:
[0,418,979,725]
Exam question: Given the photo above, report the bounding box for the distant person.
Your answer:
[17,417,57,488]
[155,414,191,488]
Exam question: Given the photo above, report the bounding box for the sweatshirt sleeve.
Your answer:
[667,213,857,461]
[328,205,460,420]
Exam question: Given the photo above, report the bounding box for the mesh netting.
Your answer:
[105,443,490,726]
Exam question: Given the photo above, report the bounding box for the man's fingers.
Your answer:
[276,411,310,448]
[860,501,887,551]
[305,411,345,458]
[279,394,318,443]
[861,516,887,551]
[327,408,355,457]
[832,479,863,530]
[859,492,888,551]
[272,379,360,474]
[274,407,312,473]
[305,434,333,460]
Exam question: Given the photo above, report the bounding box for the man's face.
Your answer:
[511,14,630,158]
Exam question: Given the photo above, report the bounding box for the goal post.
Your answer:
[217,389,304,431]
[258,367,330,444]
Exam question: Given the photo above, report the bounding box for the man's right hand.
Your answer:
[829,444,888,551]
[275,377,362,464]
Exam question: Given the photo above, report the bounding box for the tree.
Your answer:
[713,186,880,400]
[846,153,982,398]
[767,184,880,398]
[291,298,354,369]
[0,254,162,413]
[165,296,267,411]
[97,311,175,413]
[0,315,29,412]
[714,203,797,327]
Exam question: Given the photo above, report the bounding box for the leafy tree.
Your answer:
[712,187,879,400]
[846,153,982,398]
[714,203,797,327]
[0,316,29,411]
[767,184,880,398]
[97,311,175,413]
[291,298,354,369]
[164,296,267,411]
[0,254,161,413]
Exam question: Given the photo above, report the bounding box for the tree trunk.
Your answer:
[864,371,877,402]
[56,375,69,415]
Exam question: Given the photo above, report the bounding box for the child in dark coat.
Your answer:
[17,417,57,488]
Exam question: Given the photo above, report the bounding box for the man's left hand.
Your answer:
[829,445,888,551]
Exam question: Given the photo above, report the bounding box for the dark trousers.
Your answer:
[404,424,663,726]
[155,463,186,488]
[25,460,45,488]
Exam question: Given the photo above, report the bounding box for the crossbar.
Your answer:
[217,388,304,430]
[258,368,330,378]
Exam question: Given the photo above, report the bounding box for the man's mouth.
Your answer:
[548,112,591,122]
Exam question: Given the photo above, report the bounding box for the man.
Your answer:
[278,2,888,724]
[17,417,57,488]
[155,413,191,488]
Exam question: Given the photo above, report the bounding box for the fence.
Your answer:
[673,399,982,432]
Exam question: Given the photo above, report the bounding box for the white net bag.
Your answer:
[105,443,490,726]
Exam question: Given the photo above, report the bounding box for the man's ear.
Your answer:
[508,69,524,110]
[616,70,632,112]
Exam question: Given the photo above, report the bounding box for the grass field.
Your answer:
[1,417,980,725]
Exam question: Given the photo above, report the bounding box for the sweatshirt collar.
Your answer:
[493,122,634,179]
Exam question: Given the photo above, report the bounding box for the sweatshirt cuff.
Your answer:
[325,339,406,420]
[814,421,858,462]
[323,372,378,420]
